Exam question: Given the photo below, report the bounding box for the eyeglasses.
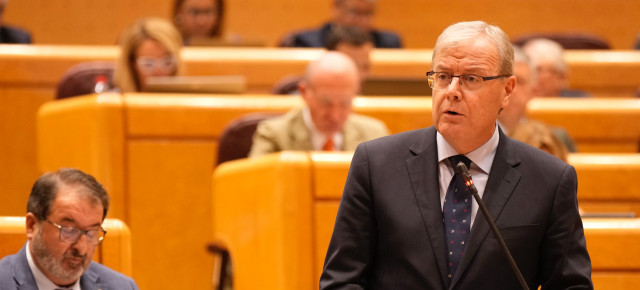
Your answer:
[426,71,510,91]
[185,8,217,18]
[46,220,106,246]
[346,8,374,19]
[135,55,177,73]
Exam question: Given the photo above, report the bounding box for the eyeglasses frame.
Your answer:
[46,219,107,246]
[426,71,511,90]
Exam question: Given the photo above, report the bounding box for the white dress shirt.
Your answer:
[302,108,344,150]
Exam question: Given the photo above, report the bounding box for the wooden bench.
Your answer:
[569,153,640,214]
[2,46,639,95]
[33,93,640,288]
[527,98,640,152]
[212,151,640,290]
[0,216,133,276]
[1,46,638,208]
[34,93,430,289]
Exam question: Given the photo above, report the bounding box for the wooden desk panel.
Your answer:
[2,46,638,95]
[32,93,640,288]
[213,152,640,290]
[3,47,637,208]
[0,87,54,216]
[528,98,640,152]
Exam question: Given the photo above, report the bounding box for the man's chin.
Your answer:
[59,259,88,278]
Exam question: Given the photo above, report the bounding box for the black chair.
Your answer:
[512,32,611,50]
[270,75,303,95]
[216,113,281,165]
[56,61,115,99]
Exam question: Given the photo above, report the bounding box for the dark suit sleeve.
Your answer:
[372,30,403,48]
[539,165,593,289]
[320,143,376,289]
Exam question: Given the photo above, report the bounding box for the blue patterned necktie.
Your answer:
[443,155,472,279]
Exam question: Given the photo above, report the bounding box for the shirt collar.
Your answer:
[436,124,500,174]
[26,241,81,290]
[302,107,343,150]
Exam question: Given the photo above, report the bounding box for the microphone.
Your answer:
[456,162,530,290]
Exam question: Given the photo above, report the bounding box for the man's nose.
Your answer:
[444,77,464,101]
[72,233,91,255]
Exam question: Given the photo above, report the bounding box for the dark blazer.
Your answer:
[0,26,32,44]
[0,244,138,289]
[280,22,402,48]
[320,127,592,290]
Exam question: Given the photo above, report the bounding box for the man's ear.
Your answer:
[299,80,311,105]
[25,213,39,240]
[501,75,516,109]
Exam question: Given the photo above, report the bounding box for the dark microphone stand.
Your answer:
[456,162,530,290]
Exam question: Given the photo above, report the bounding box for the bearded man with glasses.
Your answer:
[0,168,138,289]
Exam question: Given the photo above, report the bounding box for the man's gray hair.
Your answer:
[513,45,537,85]
[432,21,514,76]
[522,38,567,74]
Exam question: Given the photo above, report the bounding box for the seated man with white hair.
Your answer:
[522,38,589,97]
[249,51,389,157]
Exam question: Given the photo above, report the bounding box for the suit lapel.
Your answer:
[14,244,39,290]
[405,127,450,287]
[450,132,522,288]
[80,263,108,290]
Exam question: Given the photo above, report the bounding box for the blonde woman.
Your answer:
[510,120,569,162]
[113,18,184,92]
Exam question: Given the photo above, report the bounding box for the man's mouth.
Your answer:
[446,110,461,116]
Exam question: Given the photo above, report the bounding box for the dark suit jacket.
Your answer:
[0,26,32,44]
[320,127,592,289]
[280,22,402,48]
[0,244,138,289]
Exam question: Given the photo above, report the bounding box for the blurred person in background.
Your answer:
[522,38,589,97]
[279,0,402,48]
[0,0,31,43]
[510,120,569,162]
[113,18,184,92]
[250,51,389,157]
[499,45,577,152]
[272,25,374,95]
[325,25,374,80]
[173,0,224,45]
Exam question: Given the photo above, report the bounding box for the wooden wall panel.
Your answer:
[127,140,216,289]
[4,0,639,49]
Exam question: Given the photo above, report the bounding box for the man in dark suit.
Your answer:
[320,21,592,289]
[0,0,31,44]
[0,168,138,289]
[279,0,401,48]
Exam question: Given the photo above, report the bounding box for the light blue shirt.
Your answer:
[436,125,500,229]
